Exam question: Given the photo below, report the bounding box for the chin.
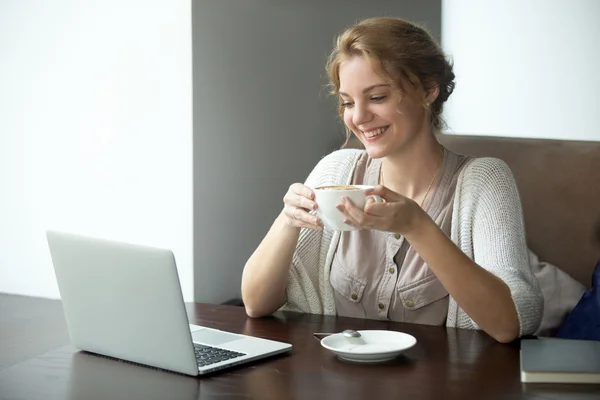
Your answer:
[363,146,388,159]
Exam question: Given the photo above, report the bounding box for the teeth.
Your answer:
[364,127,387,138]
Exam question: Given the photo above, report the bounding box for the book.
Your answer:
[520,338,600,384]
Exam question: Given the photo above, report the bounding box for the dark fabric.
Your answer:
[554,261,600,341]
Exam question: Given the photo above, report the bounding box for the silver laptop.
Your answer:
[46,230,292,376]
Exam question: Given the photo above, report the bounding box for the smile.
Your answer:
[362,126,389,138]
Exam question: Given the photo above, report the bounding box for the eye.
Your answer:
[341,101,354,108]
[371,95,387,102]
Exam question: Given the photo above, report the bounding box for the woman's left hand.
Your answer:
[336,185,427,235]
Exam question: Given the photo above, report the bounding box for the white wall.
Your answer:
[442,0,600,141]
[0,1,193,300]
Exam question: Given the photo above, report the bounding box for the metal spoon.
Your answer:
[342,329,361,338]
[313,330,362,340]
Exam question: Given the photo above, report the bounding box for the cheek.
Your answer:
[342,110,354,128]
[387,107,413,129]
[393,101,423,125]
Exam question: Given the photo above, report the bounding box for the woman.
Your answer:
[241,17,543,343]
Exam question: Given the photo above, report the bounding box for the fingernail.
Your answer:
[336,204,343,210]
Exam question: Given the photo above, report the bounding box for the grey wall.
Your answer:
[192,0,441,303]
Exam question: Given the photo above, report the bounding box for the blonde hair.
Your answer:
[326,17,455,142]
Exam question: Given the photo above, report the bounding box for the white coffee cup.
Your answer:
[313,185,383,231]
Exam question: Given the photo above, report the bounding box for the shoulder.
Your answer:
[311,149,365,177]
[318,149,365,166]
[457,157,517,193]
[454,157,524,222]
[305,149,365,187]
[460,157,514,180]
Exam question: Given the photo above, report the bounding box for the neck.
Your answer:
[380,134,443,201]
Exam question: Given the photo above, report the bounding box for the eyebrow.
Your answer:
[339,84,391,97]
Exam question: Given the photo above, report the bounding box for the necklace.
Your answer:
[379,146,444,209]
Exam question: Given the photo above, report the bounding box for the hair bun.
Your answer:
[437,61,455,103]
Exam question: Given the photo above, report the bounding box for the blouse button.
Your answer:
[351,293,358,301]
[406,300,415,308]
[378,303,385,310]
[394,233,401,240]
[388,267,395,274]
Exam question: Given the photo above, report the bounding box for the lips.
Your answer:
[361,126,389,140]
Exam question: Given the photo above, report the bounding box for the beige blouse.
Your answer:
[330,147,471,325]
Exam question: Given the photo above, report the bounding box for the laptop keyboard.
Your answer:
[194,343,246,367]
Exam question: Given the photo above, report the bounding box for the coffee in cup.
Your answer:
[315,185,361,191]
[313,185,382,231]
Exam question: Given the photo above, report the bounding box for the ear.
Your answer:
[425,85,440,105]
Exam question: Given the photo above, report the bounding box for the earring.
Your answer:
[425,102,430,107]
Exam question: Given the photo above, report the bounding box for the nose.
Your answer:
[352,102,373,127]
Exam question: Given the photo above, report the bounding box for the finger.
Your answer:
[291,183,315,200]
[340,198,388,228]
[340,197,370,227]
[286,214,322,230]
[334,202,358,226]
[364,196,386,214]
[285,193,317,211]
[295,194,318,211]
[284,188,317,211]
[362,201,394,217]
[284,205,321,227]
[342,217,356,228]
[297,221,323,230]
[364,185,402,202]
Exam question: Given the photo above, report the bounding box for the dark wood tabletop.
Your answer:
[1,294,599,400]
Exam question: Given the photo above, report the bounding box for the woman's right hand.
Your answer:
[282,183,323,230]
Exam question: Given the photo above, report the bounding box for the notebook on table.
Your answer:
[46,230,292,376]
[520,338,600,384]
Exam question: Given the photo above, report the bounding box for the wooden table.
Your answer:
[1,294,598,399]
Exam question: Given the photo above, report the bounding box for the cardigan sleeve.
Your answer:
[450,157,543,336]
[281,149,363,315]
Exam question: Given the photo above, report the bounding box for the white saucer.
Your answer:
[320,330,417,363]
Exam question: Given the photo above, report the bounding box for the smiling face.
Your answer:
[338,56,430,159]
